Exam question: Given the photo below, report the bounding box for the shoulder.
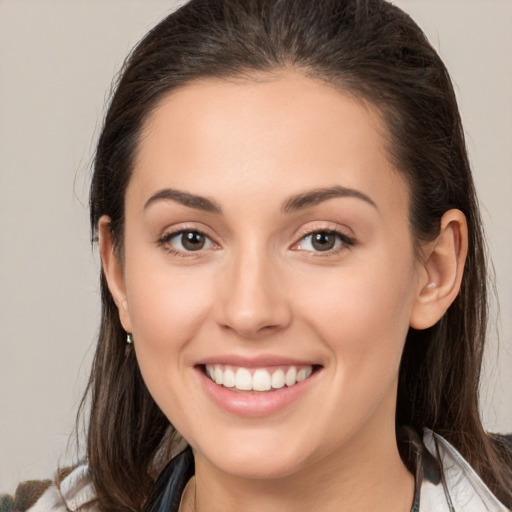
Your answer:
[420,429,510,512]
[25,464,97,512]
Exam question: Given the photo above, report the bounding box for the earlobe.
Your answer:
[98,216,132,333]
[409,209,468,330]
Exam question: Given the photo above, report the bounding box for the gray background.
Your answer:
[1,0,511,494]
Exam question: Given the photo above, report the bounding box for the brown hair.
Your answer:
[83,0,512,509]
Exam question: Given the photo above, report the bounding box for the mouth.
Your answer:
[200,364,320,393]
[196,360,323,417]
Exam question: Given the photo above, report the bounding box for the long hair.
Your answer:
[84,0,512,509]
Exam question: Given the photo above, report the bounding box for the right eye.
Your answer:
[298,231,343,252]
[159,229,217,254]
[291,229,356,254]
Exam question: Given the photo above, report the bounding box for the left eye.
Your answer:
[296,231,349,252]
[164,230,215,252]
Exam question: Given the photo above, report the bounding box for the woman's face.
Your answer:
[109,72,428,479]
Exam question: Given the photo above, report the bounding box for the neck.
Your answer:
[181,428,414,512]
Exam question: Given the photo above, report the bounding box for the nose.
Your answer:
[215,247,292,339]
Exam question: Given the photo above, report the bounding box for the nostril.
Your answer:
[215,267,292,337]
[218,304,293,338]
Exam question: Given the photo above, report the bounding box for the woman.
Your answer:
[25,0,512,511]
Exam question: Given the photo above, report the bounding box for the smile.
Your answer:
[205,364,314,392]
[197,361,322,417]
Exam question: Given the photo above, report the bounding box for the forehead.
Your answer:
[130,71,408,215]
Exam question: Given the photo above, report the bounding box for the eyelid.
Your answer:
[157,224,220,255]
[292,221,354,241]
[290,222,356,253]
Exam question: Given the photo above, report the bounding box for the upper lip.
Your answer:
[197,354,321,368]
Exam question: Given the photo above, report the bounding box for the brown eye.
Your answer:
[180,231,206,251]
[311,232,337,251]
[163,230,215,253]
[293,229,355,253]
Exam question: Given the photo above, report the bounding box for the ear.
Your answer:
[409,209,468,330]
[98,216,132,333]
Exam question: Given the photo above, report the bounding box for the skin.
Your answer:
[100,71,467,512]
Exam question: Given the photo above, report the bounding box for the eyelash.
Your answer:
[291,228,356,255]
[157,227,216,257]
[157,227,356,257]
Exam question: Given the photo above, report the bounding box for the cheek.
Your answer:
[123,258,216,425]
[122,253,217,392]
[125,254,211,334]
[295,251,417,374]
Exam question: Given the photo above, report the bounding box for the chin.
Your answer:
[188,426,327,481]
[209,448,311,480]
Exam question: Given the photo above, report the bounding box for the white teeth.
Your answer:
[296,368,307,382]
[271,369,285,389]
[223,368,235,388]
[214,366,223,385]
[253,369,271,391]
[235,368,252,390]
[285,367,297,386]
[296,367,313,382]
[204,364,314,391]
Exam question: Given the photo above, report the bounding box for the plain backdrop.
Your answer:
[0,0,511,495]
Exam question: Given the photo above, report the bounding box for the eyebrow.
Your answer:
[144,185,377,215]
[144,188,222,214]
[282,186,377,212]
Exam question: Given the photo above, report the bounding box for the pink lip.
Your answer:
[195,365,321,418]
[198,354,317,368]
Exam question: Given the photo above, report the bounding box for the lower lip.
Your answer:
[196,367,320,417]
